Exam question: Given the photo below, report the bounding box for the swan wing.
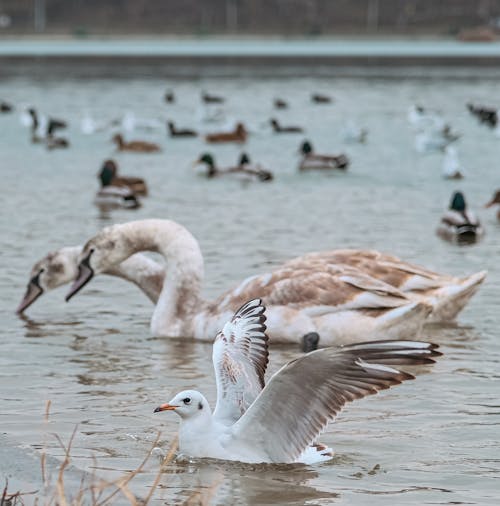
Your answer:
[212,299,269,425]
[213,264,410,314]
[228,340,440,463]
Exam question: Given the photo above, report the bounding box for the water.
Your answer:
[1,68,499,505]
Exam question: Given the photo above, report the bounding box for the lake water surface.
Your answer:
[0,67,499,504]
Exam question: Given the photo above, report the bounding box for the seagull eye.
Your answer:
[183,398,191,405]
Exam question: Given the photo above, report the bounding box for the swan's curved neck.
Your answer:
[105,220,205,336]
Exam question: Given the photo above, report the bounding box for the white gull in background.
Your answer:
[154,299,440,464]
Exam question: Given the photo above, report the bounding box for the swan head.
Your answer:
[154,390,210,420]
[66,227,127,301]
[17,247,79,313]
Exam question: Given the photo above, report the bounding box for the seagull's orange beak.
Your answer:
[154,403,178,413]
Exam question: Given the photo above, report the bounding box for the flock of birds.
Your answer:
[4,87,499,464]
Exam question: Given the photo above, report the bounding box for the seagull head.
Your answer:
[154,390,210,420]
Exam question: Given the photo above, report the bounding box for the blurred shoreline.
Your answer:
[2,37,500,78]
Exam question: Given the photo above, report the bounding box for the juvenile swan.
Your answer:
[65,219,433,345]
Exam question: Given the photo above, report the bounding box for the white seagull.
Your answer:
[154,299,440,464]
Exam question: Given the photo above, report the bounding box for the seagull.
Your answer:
[154,299,440,464]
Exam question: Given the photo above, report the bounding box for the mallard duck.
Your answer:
[485,190,500,221]
[274,98,288,109]
[195,153,272,182]
[112,134,161,153]
[442,146,464,180]
[16,246,164,314]
[298,140,349,171]
[65,219,434,345]
[167,121,197,138]
[311,93,332,104]
[202,91,225,104]
[437,191,484,245]
[270,118,303,133]
[46,120,69,150]
[467,103,498,128]
[94,186,141,210]
[205,123,247,143]
[0,101,13,113]
[164,90,175,103]
[98,159,148,196]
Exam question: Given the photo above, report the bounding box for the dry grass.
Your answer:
[2,401,180,506]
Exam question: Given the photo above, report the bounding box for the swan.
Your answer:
[64,219,433,345]
[18,243,484,324]
[16,246,165,314]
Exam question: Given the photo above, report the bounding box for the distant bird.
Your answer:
[94,186,141,210]
[195,153,273,182]
[467,103,497,128]
[311,93,332,104]
[80,111,109,135]
[341,121,368,144]
[26,108,67,143]
[274,98,288,109]
[442,146,464,180]
[164,90,175,103]
[437,191,484,245]
[270,118,303,133]
[205,123,247,143]
[414,124,460,154]
[485,190,500,221]
[408,105,445,132]
[202,91,225,104]
[0,101,13,113]
[167,121,197,138]
[112,134,161,153]
[298,140,349,171]
[45,120,69,150]
[98,159,148,196]
[121,111,162,132]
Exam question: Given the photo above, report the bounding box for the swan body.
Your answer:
[16,246,165,314]
[65,219,437,345]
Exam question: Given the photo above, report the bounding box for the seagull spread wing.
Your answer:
[212,299,269,425]
[228,340,440,463]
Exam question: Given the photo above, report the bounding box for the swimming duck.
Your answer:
[18,241,484,325]
[65,219,433,345]
[270,118,303,133]
[98,159,148,196]
[164,90,175,103]
[467,103,497,128]
[16,246,164,314]
[485,190,500,221]
[311,93,332,104]
[274,98,288,109]
[26,108,67,143]
[202,91,225,104]
[298,140,349,171]
[0,101,13,113]
[437,191,484,245]
[46,120,70,150]
[167,121,198,138]
[205,123,247,143]
[94,186,141,210]
[112,134,161,153]
[195,153,272,182]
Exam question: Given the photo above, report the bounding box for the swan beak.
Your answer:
[154,403,178,413]
[16,274,43,314]
[65,251,94,302]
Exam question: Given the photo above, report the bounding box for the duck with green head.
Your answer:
[298,140,349,171]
